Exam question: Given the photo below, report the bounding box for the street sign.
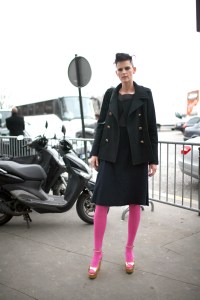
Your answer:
[68,55,92,161]
[68,56,92,87]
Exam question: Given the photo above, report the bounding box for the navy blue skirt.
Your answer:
[92,127,149,207]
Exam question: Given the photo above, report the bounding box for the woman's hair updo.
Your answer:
[114,53,133,65]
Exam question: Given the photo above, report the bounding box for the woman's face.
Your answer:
[116,60,136,83]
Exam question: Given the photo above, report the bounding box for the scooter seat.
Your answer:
[0,161,47,180]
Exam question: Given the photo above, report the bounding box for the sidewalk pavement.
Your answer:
[0,202,200,300]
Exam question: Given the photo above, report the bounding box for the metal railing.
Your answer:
[0,135,199,214]
[149,141,200,214]
[0,136,33,157]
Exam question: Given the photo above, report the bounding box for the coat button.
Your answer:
[109,112,112,116]
[138,113,142,117]
[107,125,111,128]
[139,126,143,130]
[140,140,144,144]
[105,139,109,142]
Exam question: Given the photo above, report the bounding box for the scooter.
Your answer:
[0,124,90,196]
[0,126,95,227]
[0,124,69,196]
[52,126,96,189]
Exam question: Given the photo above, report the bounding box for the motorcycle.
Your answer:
[0,125,95,227]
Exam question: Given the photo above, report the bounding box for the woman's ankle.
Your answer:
[125,245,134,262]
[90,250,103,268]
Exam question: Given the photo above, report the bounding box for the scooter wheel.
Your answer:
[76,192,95,224]
[0,193,13,226]
[0,214,13,226]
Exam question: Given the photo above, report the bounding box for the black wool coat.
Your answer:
[90,82,158,166]
[6,113,25,136]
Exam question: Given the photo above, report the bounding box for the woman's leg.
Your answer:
[90,205,108,267]
[125,204,141,262]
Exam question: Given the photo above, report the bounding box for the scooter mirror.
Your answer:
[61,125,66,136]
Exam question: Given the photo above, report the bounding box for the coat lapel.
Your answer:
[108,82,149,120]
[128,82,149,116]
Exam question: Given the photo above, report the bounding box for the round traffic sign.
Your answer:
[68,56,92,87]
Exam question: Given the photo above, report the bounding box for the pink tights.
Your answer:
[90,205,108,267]
[90,204,141,267]
[126,204,141,262]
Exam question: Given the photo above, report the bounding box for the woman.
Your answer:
[88,53,158,279]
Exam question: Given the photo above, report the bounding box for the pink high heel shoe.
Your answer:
[125,262,135,274]
[125,246,135,274]
[88,250,103,279]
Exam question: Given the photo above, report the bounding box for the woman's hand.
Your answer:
[148,164,157,177]
[89,156,99,171]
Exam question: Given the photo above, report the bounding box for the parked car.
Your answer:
[182,116,200,132]
[173,116,200,132]
[172,113,189,131]
[173,120,186,131]
[183,122,200,141]
[178,136,200,179]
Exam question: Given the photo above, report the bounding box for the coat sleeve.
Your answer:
[90,88,114,156]
[146,89,158,165]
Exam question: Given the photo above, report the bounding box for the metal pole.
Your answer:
[198,147,200,215]
[74,54,87,161]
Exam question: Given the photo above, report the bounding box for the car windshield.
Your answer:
[61,97,95,121]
